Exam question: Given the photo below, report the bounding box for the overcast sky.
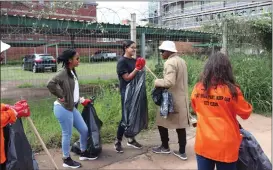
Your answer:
[96,1,149,24]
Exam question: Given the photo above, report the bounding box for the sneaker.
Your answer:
[152,146,171,154]
[114,140,124,153]
[79,150,98,161]
[173,151,188,160]
[63,157,81,169]
[127,139,142,149]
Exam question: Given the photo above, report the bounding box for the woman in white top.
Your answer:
[47,49,96,169]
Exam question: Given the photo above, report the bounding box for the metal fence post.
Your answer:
[141,33,145,58]
[131,13,136,58]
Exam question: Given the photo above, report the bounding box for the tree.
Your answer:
[201,13,272,53]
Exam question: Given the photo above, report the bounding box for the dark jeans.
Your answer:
[116,90,126,141]
[1,162,6,170]
[158,126,186,153]
[196,154,237,170]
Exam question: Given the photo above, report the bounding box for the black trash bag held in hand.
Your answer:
[4,118,39,170]
[236,128,272,170]
[71,97,103,156]
[151,87,164,106]
[122,71,148,138]
[151,88,174,118]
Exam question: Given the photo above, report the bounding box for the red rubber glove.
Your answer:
[80,97,92,107]
[7,102,30,118]
[14,100,28,106]
[135,57,146,71]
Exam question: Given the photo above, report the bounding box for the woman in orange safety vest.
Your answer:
[0,41,31,170]
[191,52,252,170]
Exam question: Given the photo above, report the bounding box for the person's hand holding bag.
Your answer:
[80,97,92,107]
[135,57,146,71]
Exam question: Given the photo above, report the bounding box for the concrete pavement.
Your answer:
[35,114,271,169]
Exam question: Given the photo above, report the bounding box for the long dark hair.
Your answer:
[57,48,78,79]
[122,40,135,56]
[200,52,238,99]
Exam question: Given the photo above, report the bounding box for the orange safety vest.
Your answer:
[0,103,17,164]
[191,83,252,163]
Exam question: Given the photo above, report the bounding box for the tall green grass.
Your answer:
[183,53,272,114]
[230,54,272,114]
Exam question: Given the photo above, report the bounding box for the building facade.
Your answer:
[147,1,160,25]
[1,1,97,21]
[148,1,272,29]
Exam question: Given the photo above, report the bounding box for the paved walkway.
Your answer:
[35,114,271,169]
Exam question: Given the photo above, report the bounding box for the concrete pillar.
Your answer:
[88,46,91,62]
[4,50,7,65]
[141,33,145,58]
[221,20,228,55]
[55,44,58,58]
[130,13,137,58]
[130,13,137,43]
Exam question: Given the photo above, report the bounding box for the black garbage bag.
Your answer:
[151,87,164,106]
[122,71,148,138]
[71,97,103,156]
[151,88,174,118]
[237,128,272,170]
[4,118,39,170]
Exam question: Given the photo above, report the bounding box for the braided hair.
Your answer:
[57,48,78,79]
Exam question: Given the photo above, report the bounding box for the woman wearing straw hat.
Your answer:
[152,41,190,161]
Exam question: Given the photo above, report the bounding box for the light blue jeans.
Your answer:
[54,104,88,158]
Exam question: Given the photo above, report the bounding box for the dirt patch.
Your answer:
[1,81,118,100]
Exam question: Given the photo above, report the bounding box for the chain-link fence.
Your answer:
[0,1,272,152]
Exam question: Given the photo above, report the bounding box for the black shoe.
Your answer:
[127,139,142,149]
[79,150,98,161]
[63,157,81,169]
[114,140,124,153]
[152,145,171,154]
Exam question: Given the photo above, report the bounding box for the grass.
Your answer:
[1,62,117,81]
[1,54,271,152]
[17,83,35,88]
[1,83,157,152]
[1,59,156,85]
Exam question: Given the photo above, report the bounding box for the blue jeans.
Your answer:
[54,104,88,158]
[196,154,237,170]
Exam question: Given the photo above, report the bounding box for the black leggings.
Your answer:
[116,90,126,141]
[158,126,187,153]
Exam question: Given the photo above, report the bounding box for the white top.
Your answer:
[54,70,79,105]
[71,70,80,103]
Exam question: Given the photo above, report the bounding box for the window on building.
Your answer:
[180,1,184,13]
[164,5,169,15]
[201,1,204,11]
[210,14,214,20]
[39,0,44,5]
[251,8,256,15]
